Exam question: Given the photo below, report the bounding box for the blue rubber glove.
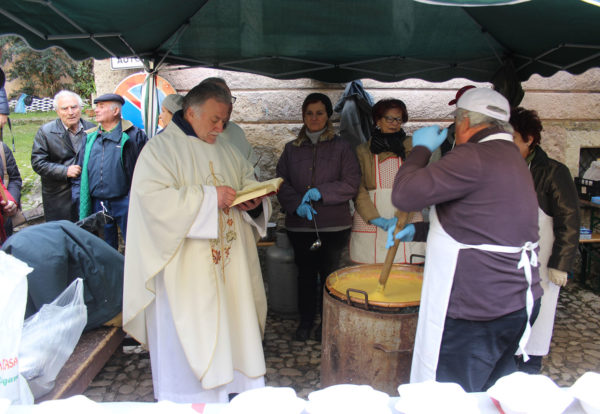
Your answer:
[370,216,398,231]
[301,188,322,204]
[386,224,416,248]
[412,126,448,152]
[296,203,317,220]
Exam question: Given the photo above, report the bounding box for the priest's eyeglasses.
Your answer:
[231,96,237,104]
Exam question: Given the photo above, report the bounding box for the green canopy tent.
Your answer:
[2,0,599,82]
[2,0,599,133]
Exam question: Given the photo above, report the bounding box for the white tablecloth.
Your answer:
[3,393,588,414]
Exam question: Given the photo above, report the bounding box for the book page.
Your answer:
[231,177,284,207]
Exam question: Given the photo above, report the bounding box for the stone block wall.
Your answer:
[94,59,600,181]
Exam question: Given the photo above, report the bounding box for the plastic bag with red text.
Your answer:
[0,251,33,404]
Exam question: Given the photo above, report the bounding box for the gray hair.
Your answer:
[455,108,513,134]
[183,82,231,114]
[200,77,228,88]
[109,102,122,114]
[53,90,83,111]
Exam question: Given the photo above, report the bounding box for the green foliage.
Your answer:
[3,112,56,208]
[0,36,95,99]
[72,59,96,101]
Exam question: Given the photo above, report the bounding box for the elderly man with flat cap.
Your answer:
[389,88,542,392]
[73,93,148,249]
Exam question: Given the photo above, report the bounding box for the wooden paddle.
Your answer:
[377,211,413,291]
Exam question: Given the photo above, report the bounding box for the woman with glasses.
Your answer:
[350,99,425,264]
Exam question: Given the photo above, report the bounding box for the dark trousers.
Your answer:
[92,195,129,250]
[436,298,541,392]
[287,228,350,326]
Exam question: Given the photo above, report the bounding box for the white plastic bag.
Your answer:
[19,278,87,399]
[0,251,33,405]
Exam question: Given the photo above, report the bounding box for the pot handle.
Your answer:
[373,343,412,354]
[410,254,425,265]
[345,288,370,311]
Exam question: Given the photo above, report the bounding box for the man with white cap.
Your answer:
[389,87,542,391]
[440,85,475,155]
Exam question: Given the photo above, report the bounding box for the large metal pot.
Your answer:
[320,263,423,395]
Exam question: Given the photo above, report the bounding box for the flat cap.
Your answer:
[94,93,125,105]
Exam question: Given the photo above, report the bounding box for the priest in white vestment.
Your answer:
[123,82,270,403]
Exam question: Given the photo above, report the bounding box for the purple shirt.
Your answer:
[393,127,542,321]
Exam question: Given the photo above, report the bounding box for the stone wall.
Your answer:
[94,59,600,180]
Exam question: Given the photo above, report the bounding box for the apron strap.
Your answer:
[462,240,538,362]
[516,242,538,361]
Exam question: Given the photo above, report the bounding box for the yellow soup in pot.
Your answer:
[328,268,423,306]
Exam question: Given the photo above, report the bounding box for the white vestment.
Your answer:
[123,120,270,403]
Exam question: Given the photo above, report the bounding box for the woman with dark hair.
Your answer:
[276,93,361,341]
[510,106,580,374]
[350,99,425,264]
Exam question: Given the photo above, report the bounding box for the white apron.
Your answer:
[521,208,559,356]
[350,154,426,264]
[410,133,539,383]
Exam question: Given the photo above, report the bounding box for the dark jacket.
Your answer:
[2,221,124,331]
[393,127,542,321]
[31,118,96,221]
[530,146,580,272]
[334,80,374,149]
[1,142,22,203]
[72,119,147,218]
[276,122,360,230]
[1,142,22,237]
[0,87,8,115]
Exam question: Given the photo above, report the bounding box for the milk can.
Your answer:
[266,229,298,316]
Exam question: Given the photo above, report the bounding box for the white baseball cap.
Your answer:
[456,88,510,122]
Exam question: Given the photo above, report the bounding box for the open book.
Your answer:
[231,177,284,207]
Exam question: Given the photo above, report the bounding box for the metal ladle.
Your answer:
[309,201,322,251]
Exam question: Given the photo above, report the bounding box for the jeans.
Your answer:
[436,298,541,392]
[92,195,129,250]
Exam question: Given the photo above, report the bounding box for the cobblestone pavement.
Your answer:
[83,279,600,402]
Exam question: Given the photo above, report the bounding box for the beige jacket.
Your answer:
[354,138,414,223]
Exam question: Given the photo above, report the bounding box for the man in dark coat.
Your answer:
[31,90,95,221]
[2,220,124,331]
